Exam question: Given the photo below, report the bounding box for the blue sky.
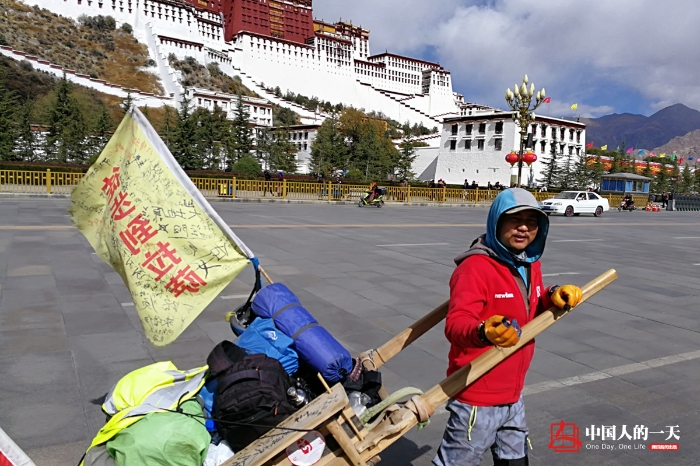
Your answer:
[314,0,700,118]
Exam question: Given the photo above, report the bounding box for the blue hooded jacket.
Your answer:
[484,188,549,285]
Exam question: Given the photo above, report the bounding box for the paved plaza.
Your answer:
[1,198,700,465]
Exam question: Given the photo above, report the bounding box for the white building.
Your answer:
[185,88,273,126]
[284,124,319,174]
[20,0,462,129]
[414,110,586,186]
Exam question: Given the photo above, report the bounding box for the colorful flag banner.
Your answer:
[543,97,551,103]
[70,108,255,346]
[689,157,694,161]
[586,141,594,149]
[679,157,684,164]
[601,145,608,150]
[570,103,578,111]
[637,150,645,155]
[670,154,676,160]
[658,153,664,158]
[626,147,634,154]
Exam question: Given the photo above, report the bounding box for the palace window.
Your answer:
[451,124,458,136]
[465,124,472,135]
[560,128,565,140]
[569,129,574,140]
[465,139,472,150]
[477,139,485,150]
[478,123,486,134]
[450,140,457,151]
[494,138,503,151]
[495,122,503,134]
[540,124,546,137]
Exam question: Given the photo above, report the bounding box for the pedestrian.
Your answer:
[277,171,284,197]
[263,168,272,196]
[433,188,583,466]
[487,181,492,190]
[471,180,478,189]
[662,192,668,208]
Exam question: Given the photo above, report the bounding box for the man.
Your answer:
[263,169,272,196]
[433,188,582,466]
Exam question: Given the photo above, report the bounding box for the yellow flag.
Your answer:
[659,153,666,158]
[601,145,607,151]
[570,103,578,111]
[70,108,253,346]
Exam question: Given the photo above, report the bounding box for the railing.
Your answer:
[0,170,659,209]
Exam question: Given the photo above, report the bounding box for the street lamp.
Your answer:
[505,75,546,187]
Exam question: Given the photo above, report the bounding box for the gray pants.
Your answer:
[433,397,528,466]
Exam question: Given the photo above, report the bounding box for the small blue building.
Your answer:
[600,173,652,194]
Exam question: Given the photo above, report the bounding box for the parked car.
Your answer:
[540,191,610,217]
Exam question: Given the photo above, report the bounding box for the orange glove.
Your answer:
[551,284,583,310]
[483,315,519,348]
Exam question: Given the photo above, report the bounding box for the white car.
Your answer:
[540,191,610,217]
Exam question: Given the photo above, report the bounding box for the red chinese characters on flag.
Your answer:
[101,167,135,221]
[142,241,182,281]
[165,265,207,298]
[119,214,158,255]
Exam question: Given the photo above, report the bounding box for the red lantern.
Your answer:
[505,151,519,166]
[523,151,537,166]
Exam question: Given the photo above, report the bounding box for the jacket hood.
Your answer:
[484,188,549,266]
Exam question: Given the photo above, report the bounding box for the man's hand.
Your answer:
[484,315,520,348]
[551,284,583,310]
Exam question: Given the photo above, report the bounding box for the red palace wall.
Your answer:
[219,0,314,44]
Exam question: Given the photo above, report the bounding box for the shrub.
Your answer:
[230,156,262,178]
[120,22,133,34]
[144,58,156,67]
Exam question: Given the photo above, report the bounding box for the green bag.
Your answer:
[106,400,210,466]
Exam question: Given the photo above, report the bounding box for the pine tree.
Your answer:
[573,150,591,189]
[88,106,113,165]
[120,92,134,116]
[651,162,669,194]
[558,150,576,190]
[680,164,693,193]
[0,69,19,161]
[14,102,35,162]
[396,134,417,180]
[161,105,175,148]
[227,93,254,167]
[591,154,605,188]
[171,94,200,170]
[269,128,298,173]
[255,127,273,170]
[537,132,560,189]
[44,75,88,163]
[309,117,347,176]
[694,165,700,193]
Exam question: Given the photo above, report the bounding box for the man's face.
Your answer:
[497,210,540,252]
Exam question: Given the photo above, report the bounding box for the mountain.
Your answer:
[653,130,700,163]
[581,104,700,150]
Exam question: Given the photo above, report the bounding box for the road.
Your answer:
[0,199,699,465]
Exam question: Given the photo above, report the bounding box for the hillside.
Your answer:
[581,103,700,150]
[0,0,162,94]
[653,129,700,164]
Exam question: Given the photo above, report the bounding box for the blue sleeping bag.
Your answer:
[235,318,299,375]
[251,283,353,383]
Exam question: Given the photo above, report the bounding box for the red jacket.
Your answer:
[445,238,554,406]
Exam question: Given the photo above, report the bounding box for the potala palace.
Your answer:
[11,0,586,185]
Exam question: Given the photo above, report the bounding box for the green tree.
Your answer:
[395,134,417,180]
[680,164,693,193]
[590,154,605,187]
[161,105,176,148]
[694,164,700,193]
[170,94,200,170]
[14,102,35,161]
[0,69,19,161]
[269,128,298,173]
[537,133,561,188]
[87,105,113,165]
[573,151,592,189]
[120,92,134,116]
[231,155,262,178]
[309,117,347,176]
[651,162,669,194]
[255,127,273,170]
[273,107,298,126]
[226,93,254,167]
[44,75,88,163]
[558,150,576,190]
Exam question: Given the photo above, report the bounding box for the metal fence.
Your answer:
[0,170,660,210]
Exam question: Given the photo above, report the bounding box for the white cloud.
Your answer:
[313,0,700,116]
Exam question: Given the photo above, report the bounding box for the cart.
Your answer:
[221,269,617,466]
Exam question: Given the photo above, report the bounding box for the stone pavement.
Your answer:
[1,199,699,466]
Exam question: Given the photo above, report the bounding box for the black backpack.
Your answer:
[208,342,296,451]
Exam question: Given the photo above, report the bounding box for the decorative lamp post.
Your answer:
[505,75,546,187]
